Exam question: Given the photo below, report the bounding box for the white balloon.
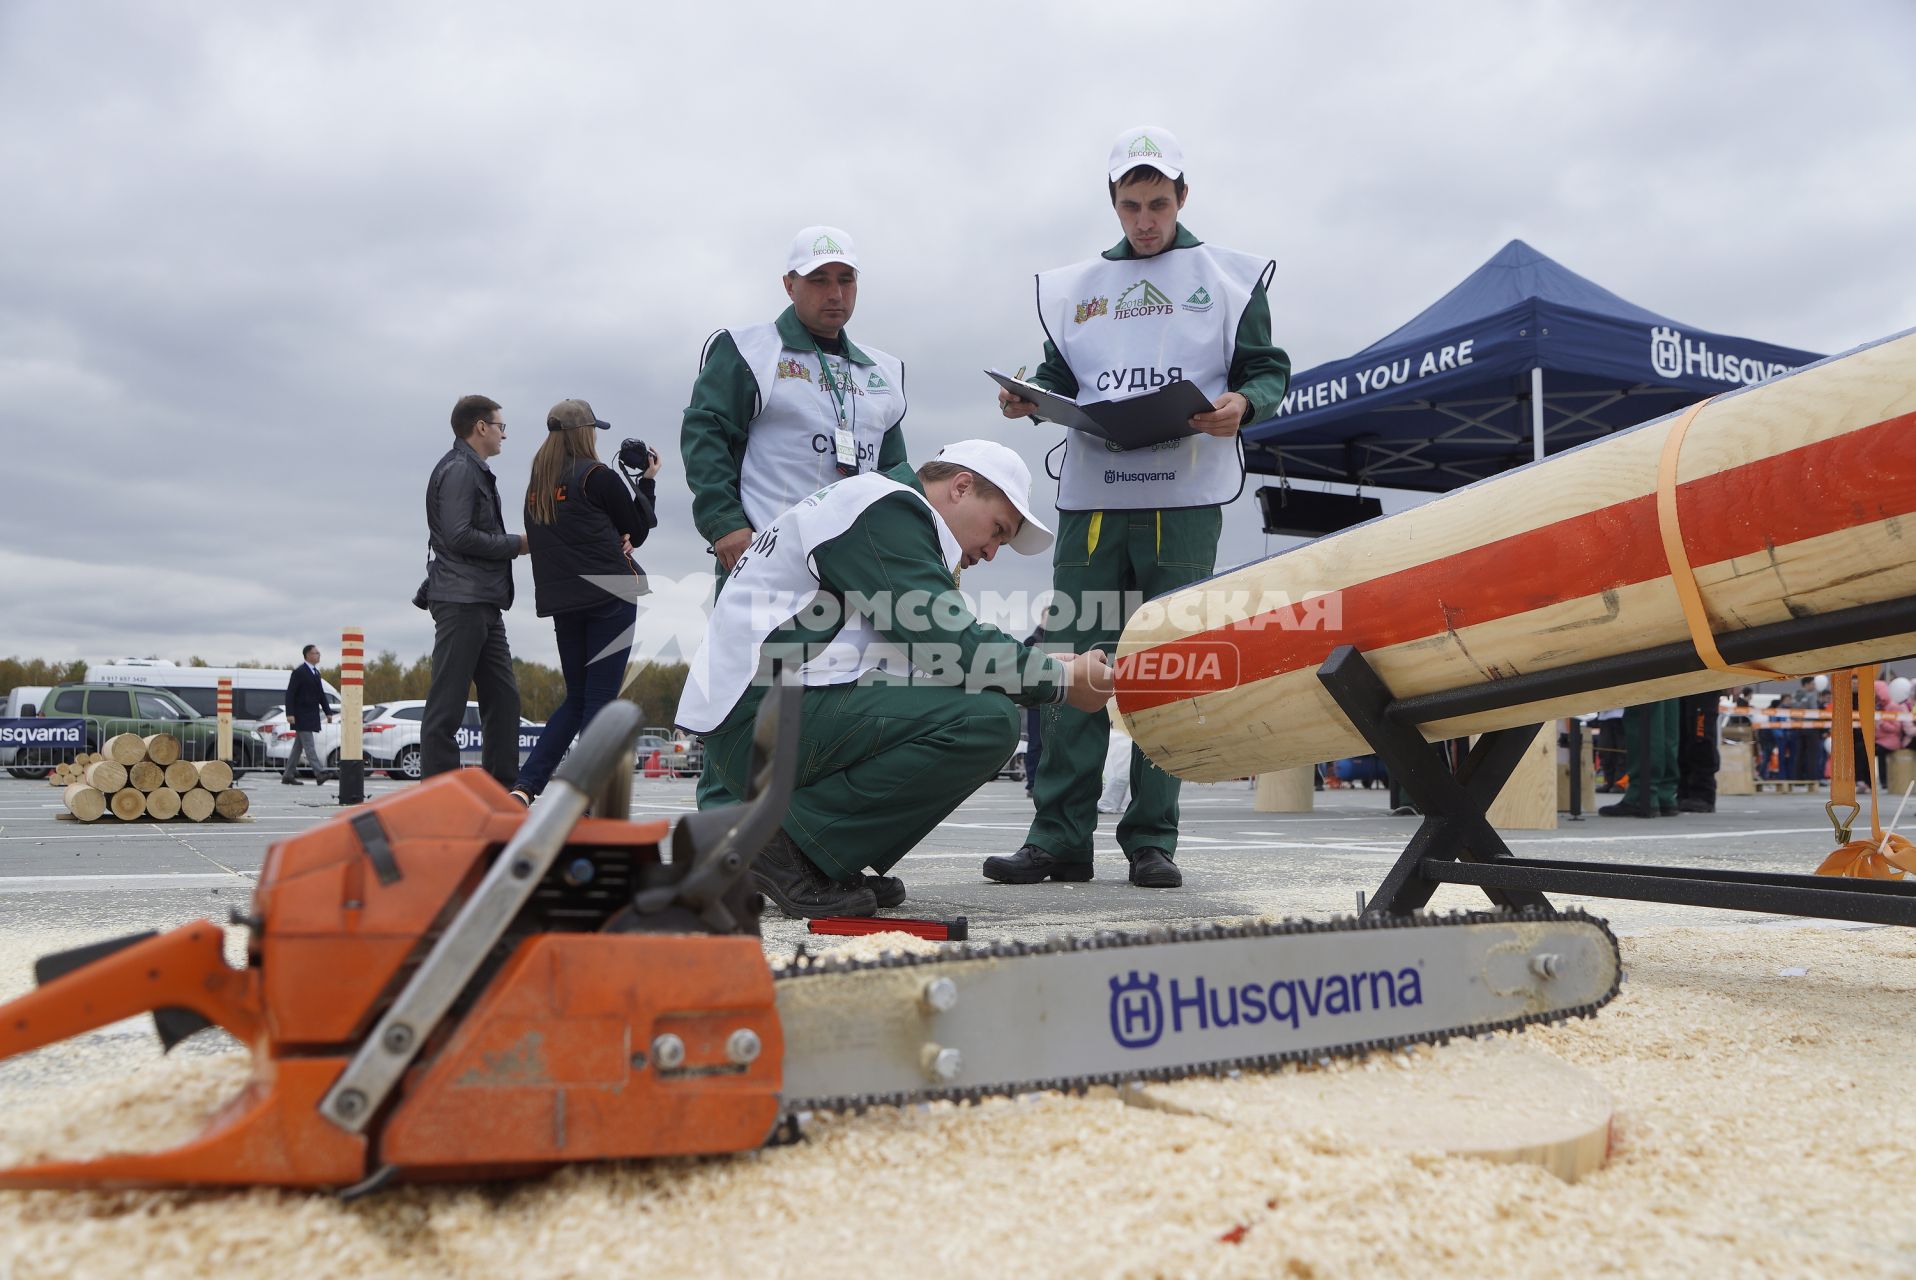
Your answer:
[1891,677,1912,705]
[1813,674,1830,694]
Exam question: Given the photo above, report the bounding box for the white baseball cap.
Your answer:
[1108,125,1183,182]
[786,225,858,276]
[931,439,1053,556]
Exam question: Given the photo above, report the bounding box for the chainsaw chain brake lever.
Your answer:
[631,681,801,932]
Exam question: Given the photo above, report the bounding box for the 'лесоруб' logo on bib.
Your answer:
[1114,279,1173,320]
[1074,296,1109,324]
[1181,285,1214,313]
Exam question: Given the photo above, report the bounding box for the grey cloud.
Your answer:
[2,0,1911,672]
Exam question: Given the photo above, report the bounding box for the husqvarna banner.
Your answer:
[0,718,83,749]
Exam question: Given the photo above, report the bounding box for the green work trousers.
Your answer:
[1622,699,1680,811]
[701,682,1021,881]
[1025,505,1223,862]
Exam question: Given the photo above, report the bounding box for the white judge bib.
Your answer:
[717,323,907,531]
[675,472,960,734]
[1036,243,1272,511]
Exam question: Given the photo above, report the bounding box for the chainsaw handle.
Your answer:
[0,923,262,1061]
[551,699,644,799]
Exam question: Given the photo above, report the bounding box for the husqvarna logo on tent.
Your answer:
[1650,325,1684,380]
[1649,323,1797,386]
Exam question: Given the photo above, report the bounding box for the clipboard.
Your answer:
[987,369,1213,451]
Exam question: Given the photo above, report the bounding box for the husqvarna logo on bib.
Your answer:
[1650,325,1684,380]
[1109,971,1165,1048]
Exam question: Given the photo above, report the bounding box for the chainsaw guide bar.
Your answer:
[774,908,1619,1116]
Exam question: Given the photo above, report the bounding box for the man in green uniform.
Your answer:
[680,225,910,578]
[988,126,1290,890]
[676,440,1114,918]
[1601,699,1681,817]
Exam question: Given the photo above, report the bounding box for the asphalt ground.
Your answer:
[0,769,1884,955]
[0,769,1895,1100]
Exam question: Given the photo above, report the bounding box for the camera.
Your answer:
[618,438,651,471]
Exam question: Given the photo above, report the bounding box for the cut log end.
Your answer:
[195,759,234,793]
[103,734,146,767]
[213,788,250,820]
[62,784,106,823]
[144,787,182,821]
[179,787,216,822]
[109,788,147,821]
[84,760,129,793]
[128,761,164,793]
[141,733,182,767]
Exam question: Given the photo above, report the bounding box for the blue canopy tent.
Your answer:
[1242,240,1823,494]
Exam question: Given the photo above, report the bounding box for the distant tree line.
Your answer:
[0,653,690,726]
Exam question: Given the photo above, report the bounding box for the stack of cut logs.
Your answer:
[56,733,250,822]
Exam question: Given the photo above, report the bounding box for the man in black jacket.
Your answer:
[422,394,528,784]
[281,644,333,785]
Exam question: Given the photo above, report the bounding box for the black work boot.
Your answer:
[863,875,906,909]
[1598,800,1656,817]
[982,844,1094,884]
[1126,846,1182,888]
[752,830,877,919]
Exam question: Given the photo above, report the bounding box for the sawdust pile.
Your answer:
[0,925,1910,1279]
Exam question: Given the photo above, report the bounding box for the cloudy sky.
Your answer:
[3,0,1912,675]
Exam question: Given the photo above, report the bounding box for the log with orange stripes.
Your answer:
[1115,327,1916,781]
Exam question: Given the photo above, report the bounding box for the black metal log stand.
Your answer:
[1317,593,1916,928]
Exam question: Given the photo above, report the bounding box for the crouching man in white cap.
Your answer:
[675,441,1114,918]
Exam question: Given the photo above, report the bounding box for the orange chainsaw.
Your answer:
[0,694,1621,1193]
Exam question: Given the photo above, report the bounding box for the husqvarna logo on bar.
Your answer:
[1108,971,1165,1048]
[1107,963,1426,1050]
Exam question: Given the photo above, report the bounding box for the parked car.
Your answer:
[2,685,55,779]
[361,701,542,780]
[997,735,1030,783]
[635,728,702,777]
[32,683,268,771]
[262,703,387,776]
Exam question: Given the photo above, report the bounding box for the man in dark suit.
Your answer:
[282,644,333,785]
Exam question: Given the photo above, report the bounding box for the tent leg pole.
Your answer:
[1530,365,1545,461]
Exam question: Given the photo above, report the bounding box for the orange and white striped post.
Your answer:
[339,628,365,805]
[216,677,233,763]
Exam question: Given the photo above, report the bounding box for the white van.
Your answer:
[84,664,341,726]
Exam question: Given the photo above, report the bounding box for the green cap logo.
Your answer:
[1128,134,1162,158]
[813,234,843,254]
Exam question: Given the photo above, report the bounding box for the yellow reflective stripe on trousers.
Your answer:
[1087,511,1102,556]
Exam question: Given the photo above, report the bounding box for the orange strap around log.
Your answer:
[1816,664,1916,879]
[1655,399,1781,681]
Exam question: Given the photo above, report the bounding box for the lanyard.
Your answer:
[815,347,858,475]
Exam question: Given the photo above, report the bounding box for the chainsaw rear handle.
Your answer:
[0,923,261,1063]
